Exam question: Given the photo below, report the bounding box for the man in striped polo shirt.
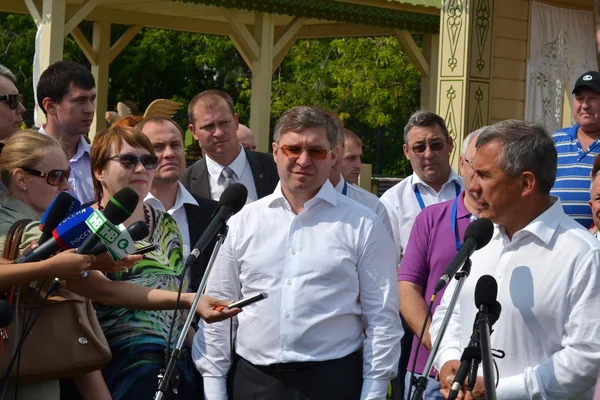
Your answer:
[551,71,600,228]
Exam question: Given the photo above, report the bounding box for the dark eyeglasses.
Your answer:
[108,153,158,170]
[21,166,71,186]
[0,94,23,110]
[277,144,331,160]
[409,141,446,155]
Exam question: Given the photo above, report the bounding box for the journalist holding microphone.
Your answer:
[0,130,239,399]
[430,120,600,399]
[194,105,402,400]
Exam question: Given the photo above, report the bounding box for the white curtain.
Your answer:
[525,1,598,133]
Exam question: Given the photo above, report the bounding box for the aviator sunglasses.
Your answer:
[277,144,331,160]
[21,166,71,186]
[409,141,446,155]
[108,153,159,170]
[0,94,24,110]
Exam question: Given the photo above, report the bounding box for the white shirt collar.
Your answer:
[144,181,198,212]
[495,196,565,246]
[333,175,346,193]
[205,145,248,180]
[268,180,338,210]
[410,168,462,190]
[39,125,90,162]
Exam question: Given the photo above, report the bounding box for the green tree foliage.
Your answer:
[272,37,421,175]
[1,11,421,176]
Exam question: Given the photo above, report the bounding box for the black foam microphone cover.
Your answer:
[475,274,498,309]
[0,300,14,328]
[464,218,494,250]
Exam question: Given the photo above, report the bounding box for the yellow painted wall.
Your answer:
[490,0,530,124]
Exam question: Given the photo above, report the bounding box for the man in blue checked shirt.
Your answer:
[551,71,600,228]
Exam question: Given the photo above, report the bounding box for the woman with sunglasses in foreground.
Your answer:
[0,130,239,399]
[89,125,209,399]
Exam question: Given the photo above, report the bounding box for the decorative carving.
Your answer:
[446,0,463,71]
[474,0,490,73]
[471,86,484,131]
[444,85,458,143]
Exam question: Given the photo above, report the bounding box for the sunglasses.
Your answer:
[409,141,446,155]
[278,144,331,160]
[0,94,23,110]
[21,166,71,186]
[108,153,158,170]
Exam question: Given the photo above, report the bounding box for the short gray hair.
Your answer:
[461,126,487,157]
[475,120,556,194]
[273,106,339,149]
[403,110,449,143]
[0,65,16,85]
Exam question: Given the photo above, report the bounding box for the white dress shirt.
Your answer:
[39,125,94,204]
[144,182,198,259]
[205,145,258,203]
[430,197,600,399]
[380,169,463,262]
[333,175,394,239]
[193,180,402,400]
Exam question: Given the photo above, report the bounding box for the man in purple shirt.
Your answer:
[399,127,484,399]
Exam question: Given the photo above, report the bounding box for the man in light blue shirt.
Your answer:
[551,71,600,228]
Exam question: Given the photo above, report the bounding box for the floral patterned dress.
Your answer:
[97,207,200,399]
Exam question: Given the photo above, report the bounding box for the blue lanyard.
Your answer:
[342,181,348,196]
[450,195,478,252]
[450,197,461,252]
[413,178,461,211]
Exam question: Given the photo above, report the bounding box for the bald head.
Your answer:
[237,124,256,151]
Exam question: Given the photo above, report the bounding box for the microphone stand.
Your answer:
[478,308,497,400]
[411,259,472,400]
[154,225,228,400]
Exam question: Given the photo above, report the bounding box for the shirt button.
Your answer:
[284,312,290,318]
[291,249,296,255]
[287,280,292,286]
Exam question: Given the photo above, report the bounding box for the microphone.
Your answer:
[448,275,501,400]
[15,207,95,263]
[89,221,149,256]
[38,192,81,244]
[434,218,494,294]
[76,187,139,255]
[0,300,14,329]
[185,183,247,268]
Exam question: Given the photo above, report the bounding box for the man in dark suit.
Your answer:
[181,90,278,202]
[139,116,217,290]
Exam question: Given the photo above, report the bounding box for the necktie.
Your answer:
[222,166,234,189]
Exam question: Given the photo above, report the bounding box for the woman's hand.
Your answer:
[44,249,95,281]
[196,294,241,323]
[90,252,143,273]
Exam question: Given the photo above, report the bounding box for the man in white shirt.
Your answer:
[340,128,364,185]
[431,120,600,400]
[380,110,463,399]
[193,105,402,400]
[181,90,278,203]
[380,110,463,263]
[37,61,96,204]
[139,116,218,291]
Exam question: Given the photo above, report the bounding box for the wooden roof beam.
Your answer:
[109,24,143,63]
[223,8,260,62]
[64,0,100,37]
[23,0,41,26]
[71,26,98,65]
[393,29,429,76]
